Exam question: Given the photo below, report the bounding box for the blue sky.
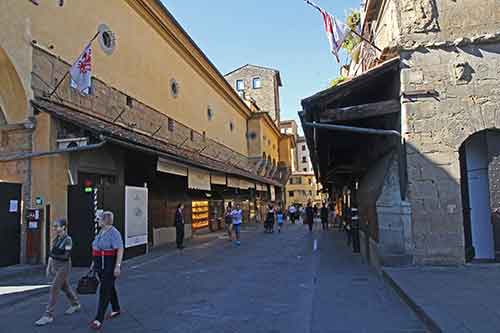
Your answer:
[163,0,360,131]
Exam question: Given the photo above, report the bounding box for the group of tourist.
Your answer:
[34,199,336,330]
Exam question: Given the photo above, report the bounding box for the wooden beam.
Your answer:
[319,99,400,122]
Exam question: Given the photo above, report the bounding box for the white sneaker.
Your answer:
[35,316,54,326]
[65,304,81,315]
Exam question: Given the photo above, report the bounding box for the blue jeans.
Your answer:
[232,224,241,237]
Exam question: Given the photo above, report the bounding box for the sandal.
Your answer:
[89,320,102,330]
[106,311,121,320]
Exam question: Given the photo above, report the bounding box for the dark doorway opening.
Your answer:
[0,182,22,267]
[460,130,500,262]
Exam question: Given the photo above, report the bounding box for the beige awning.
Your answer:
[256,184,268,192]
[210,173,227,185]
[238,179,250,190]
[188,167,211,191]
[157,158,187,177]
[227,176,240,189]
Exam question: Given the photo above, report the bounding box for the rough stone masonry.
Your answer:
[398,0,500,264]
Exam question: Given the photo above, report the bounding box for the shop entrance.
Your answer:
[0,182,22,267]
[68,183,126,267]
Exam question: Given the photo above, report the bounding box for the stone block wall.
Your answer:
[399,0,500,48]
[31,46,253,174]
[402,41,500,264]
[225,66,280,124]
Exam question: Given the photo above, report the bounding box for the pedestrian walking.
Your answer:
[89,211,124,331]
[175,203,185,249]
[288,205,297,224]
[224,202,233,241]
[35,219,81,326]
[320,202,329,230]
[276,205,284,233]
[265,204,275,233]
[231,203,243,245]
[305,201,314,232]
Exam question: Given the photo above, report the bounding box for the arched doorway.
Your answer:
[460,130,500,261]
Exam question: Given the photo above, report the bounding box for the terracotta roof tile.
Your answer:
[32,98,282,187]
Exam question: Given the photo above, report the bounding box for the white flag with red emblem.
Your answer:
[305,0,350,62]
[69,44,92,95]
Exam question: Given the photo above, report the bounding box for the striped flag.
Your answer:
[305,0,350,62]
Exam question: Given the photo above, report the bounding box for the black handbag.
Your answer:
[77,270,99,295]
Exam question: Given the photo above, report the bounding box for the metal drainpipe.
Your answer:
[0,140,107,162]
[303,122,401,137]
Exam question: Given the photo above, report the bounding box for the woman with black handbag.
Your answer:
[89,211,124,331]
[35,219,80,326]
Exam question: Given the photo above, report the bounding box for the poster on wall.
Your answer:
[125,186,148,248]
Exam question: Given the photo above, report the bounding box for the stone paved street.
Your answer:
[0,225,424,333]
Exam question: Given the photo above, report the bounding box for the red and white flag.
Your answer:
[305,0,350,62]
[69,44,92,95]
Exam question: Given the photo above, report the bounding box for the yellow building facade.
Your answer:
[285,173,324,207]
[0,0,284,266]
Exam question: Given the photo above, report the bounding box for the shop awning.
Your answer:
[210,173,227,185]
[227,176,240,189]
[188,167,211,191]
[239,179,254,190]
[256,184,268,192]
[157,158,187,177]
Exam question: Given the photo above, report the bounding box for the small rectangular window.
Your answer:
[252,77,261,89]
[190,130,194,141]
[168,118,175,132]
[303,168,307,172]
[289,191,295,197]
[302,157,307,163]
[302,145,306,151]
[236,80,244,91]
[126,95,133,107]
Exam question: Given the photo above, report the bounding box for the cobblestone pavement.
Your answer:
[0,224,424,333]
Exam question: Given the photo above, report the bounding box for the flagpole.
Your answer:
[349,29,383,53]
[47,31,100,98]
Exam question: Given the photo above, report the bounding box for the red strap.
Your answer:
[92,249,117,257]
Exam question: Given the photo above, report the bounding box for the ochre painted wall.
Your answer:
[279,136,294,167]
[0,0,248,155]
[261,118,280,163]
[247,116,280,162]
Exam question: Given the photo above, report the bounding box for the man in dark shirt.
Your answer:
[175,203,185,249]
[320,202,329,230]
[305,201,314,232]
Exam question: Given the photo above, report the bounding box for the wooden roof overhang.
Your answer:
[300,58,401,190]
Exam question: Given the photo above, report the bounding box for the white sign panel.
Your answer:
[9,200,18,213]
[125,186,148,248]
